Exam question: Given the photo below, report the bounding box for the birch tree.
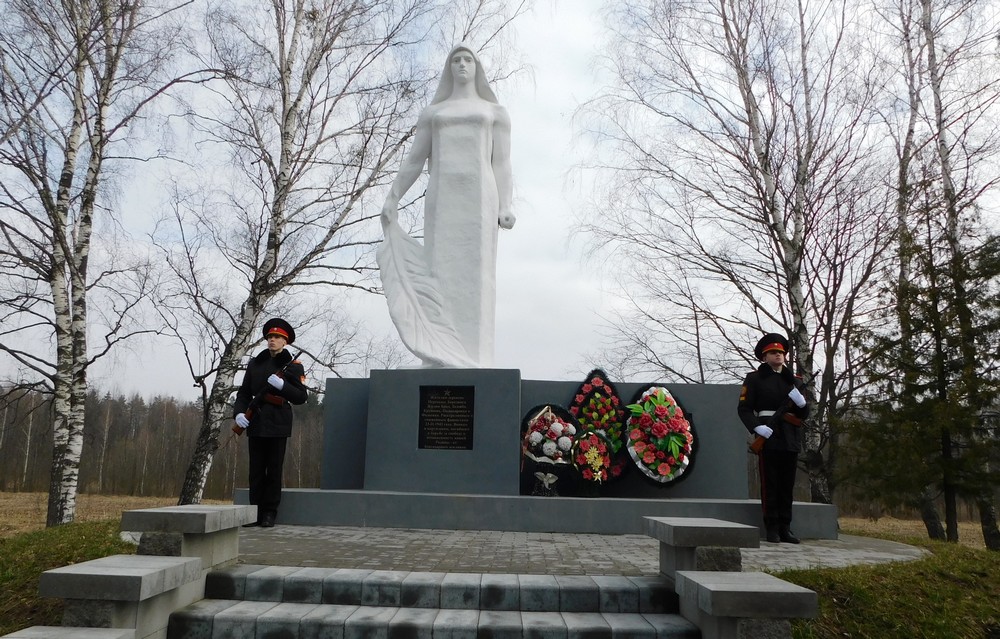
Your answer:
[163,0,533,505]
[581,0,893,502]
[0,0,208,525]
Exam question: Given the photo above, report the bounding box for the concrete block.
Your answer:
[432,609,480,639]
[388,607,438,638]
[120,505,256,534]
[554,575,599,612]
[299,603,359,639]
[480,573,519,611]
[204,564,263,600]
[591,575,639,613]
[627,576,677,614]
[166,598,238,639]
[598,613,657,638]
[636,613,700,637]
[518,574,560,611]
[520,611,567,637]
[360,570,408,606]
[39,555,201,602]
[674,571,817,619]
[284,567,337,603]
[211,600,279,637]
[477,610,522,639]
[440,573,482,609]
[257,602,318,636]
[343,605,396,638]
[644,517,760,548]
[1,629,135,639]
[562,611,610,638]
[323,569,372,605]
[244,565,300,602]
[400,572,446,608]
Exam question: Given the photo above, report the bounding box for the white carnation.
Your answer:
[528,431,543,445]
[541,440,558,457]
[557,436,572,451]
[565,425,577,436]
[548,423,563,436]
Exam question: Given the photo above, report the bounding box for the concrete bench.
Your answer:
[644,516,760,582]
[675,570,818,639]
[38,554,202,639]
[120,504,257,572]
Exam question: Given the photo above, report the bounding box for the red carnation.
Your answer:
[657,462,671,476]
[582,383,593,393]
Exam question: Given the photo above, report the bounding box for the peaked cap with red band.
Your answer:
[262,317,295,344]
[754,332,789,360]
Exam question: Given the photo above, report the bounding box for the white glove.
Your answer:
[267,374,284,391]
[754,425,773,438]
[788,387,806,408]
[235,413,250,429]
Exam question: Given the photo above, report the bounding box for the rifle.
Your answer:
[749,398,803,455]
[221,350,303,449]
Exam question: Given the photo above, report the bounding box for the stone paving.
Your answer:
[238,525,928,575]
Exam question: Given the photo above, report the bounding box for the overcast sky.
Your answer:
[87,0,625,400]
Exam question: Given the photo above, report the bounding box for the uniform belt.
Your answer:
[756,410,776,418]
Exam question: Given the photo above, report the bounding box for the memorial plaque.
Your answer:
[418,385,475,450]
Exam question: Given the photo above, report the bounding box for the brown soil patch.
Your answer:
[840,515,986,550]
[0,492,227,539]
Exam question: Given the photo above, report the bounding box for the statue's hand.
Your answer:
[499,210,516,230]
[381,200,399,230]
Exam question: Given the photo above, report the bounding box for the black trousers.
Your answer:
[248,436,288,515]
[759,449,798,529]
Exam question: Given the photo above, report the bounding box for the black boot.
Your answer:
[260,510,277,528]
[779,526,800,544]
[765,524,780,543]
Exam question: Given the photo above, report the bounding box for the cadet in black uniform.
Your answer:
[233,318,308,527]
[737,333,810,543]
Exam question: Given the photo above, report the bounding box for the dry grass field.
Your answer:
[0,492,227,539]
[0,491,988,549]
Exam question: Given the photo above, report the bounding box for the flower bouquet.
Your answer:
[522,405,578,465]
[568,369,627,479]
[625,386,695,483]
[572,429,613,484]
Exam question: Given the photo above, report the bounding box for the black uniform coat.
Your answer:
[737,363,809,452]
[233,349,308,438]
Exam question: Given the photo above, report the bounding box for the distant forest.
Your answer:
[0,388,326,500]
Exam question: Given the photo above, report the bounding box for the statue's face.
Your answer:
[450,50,476,84]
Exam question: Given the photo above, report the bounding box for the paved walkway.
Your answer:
[238,525,927,575]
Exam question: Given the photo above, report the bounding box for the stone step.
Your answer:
[205,566,680,614]
[168,599,700,638]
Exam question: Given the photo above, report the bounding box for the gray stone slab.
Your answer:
[212,600,280,638]
[601,613,657,638]
[401,571,446,608]
[562,611,611,638]
[361,570,409,606]
[38,554,201,601]
[521,611,568,638]
[299,603,359,639]
[644,517,760,548]
[432,609,480,639]
[440,572,482,609]
[628,577,676,614]
[283,567,337,603]
[554,575,599,612]
[166,598,239,639]
[518,574,560,611]
[323,569,373,604]
[205,564,264,600]
[121,504,256,533]
[388,607,438,638]
[639,613,700,638]
[674,571,818,619]
[244,565,300,602]
[480,573,520,611]
[1,629,136,639]
[592,575,640,613]
[257,602,319,635]
[477,610,522,639]
[343,605,396,639]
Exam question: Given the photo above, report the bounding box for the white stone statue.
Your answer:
[378,44,514,368]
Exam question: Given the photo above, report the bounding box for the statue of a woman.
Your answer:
[378,44,514,368]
